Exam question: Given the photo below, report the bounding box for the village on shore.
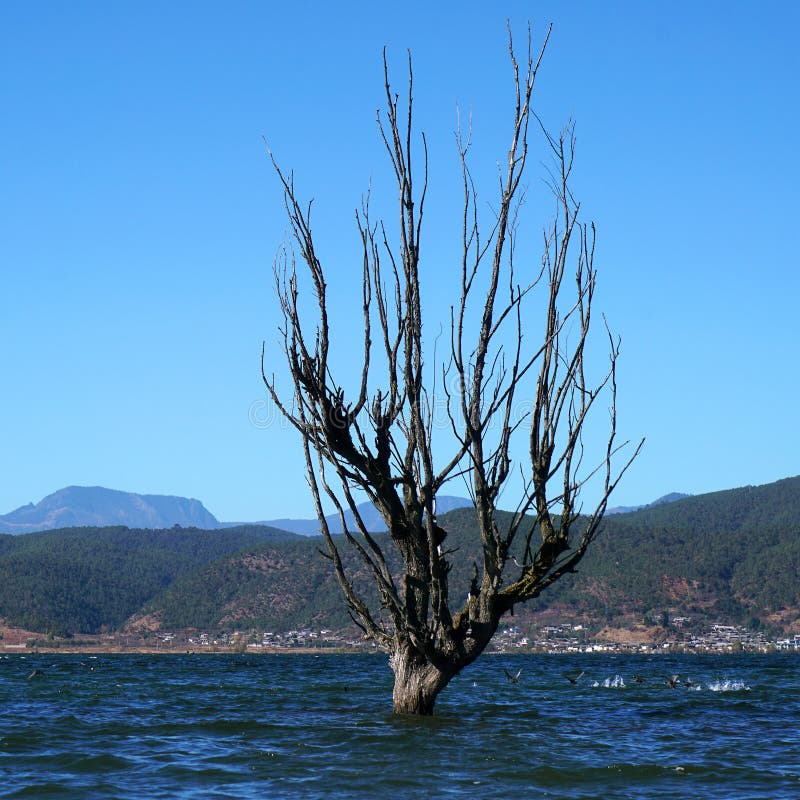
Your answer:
[3,617,799,655]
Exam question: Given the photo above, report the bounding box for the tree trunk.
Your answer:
[390,645,450,715]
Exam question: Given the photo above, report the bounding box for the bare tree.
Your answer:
[262,23,642,715]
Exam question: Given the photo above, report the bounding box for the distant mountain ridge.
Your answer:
[252,495,475,535]
[0,485,687,535]
[606,492,691,515]
[0,486,218,534]
[0,487,475,535]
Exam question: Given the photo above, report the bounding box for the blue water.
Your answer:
[0,652,797,798]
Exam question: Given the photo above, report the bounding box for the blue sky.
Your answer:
[1,1,798,522]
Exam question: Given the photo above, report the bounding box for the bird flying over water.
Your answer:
[565,671,585,684]
[665,675,681,689]
[27,669,44,680]
[504,668,522,684]
[631,675,645,683]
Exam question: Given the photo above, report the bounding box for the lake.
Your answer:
[1,652,797,798]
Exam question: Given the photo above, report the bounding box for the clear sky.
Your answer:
[2,1,798,522]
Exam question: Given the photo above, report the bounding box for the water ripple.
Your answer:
[0,652,797,799]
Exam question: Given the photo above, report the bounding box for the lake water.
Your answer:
[1,652,797,798]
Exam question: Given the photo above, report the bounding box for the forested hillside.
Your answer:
[139,476,800,636]
[0,525,299,634]
[533,476,800,628]
[0,477,797,637]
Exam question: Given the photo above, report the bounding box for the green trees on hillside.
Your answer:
[0,526,297,634]
[0,478,797,638]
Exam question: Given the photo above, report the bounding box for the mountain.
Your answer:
[1,475,798,638]
[0,486,220,534]
[1,483,688,536]
[606,492,691,515]
[0,486,474,536]
[254,495,474,535]
[125,475,800,636]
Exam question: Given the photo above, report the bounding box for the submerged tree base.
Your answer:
[390,648,450,716]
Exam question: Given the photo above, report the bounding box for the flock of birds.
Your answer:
[503,668,698,689]
[20,662,717,693]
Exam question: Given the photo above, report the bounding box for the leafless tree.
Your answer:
[262,23,642,715]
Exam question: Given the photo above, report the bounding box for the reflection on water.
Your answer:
[0,652,797,799]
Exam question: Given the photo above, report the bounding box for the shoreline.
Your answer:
[1,646,358,656]
[3,621,797,657]
[3,644,794,656]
